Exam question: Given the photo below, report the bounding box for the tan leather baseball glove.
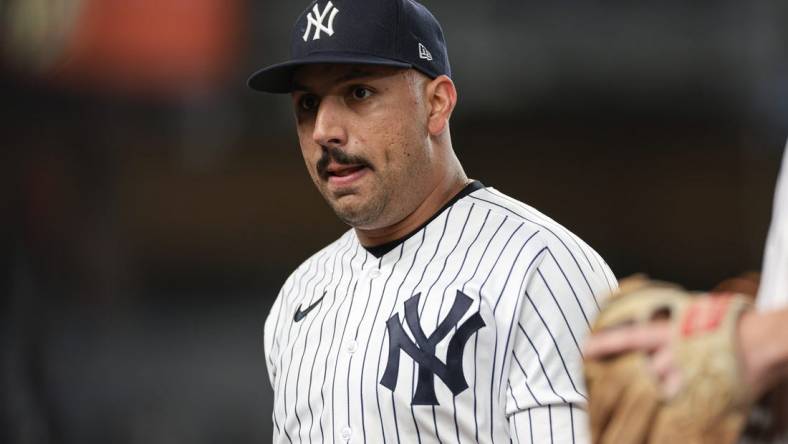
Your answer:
[584,277,753,444]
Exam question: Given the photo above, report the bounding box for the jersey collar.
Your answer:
[363,180,485,258]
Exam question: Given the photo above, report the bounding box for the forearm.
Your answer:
[740,307,788,398]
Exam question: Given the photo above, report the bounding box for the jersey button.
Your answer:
[345,339,358,354]
[369,269,382,279]
[340,426,352,441]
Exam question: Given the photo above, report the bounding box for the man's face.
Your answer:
[291,64,438,229]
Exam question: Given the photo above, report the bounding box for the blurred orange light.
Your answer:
[52,0,242,96]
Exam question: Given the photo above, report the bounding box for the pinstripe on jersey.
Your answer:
[264,182,617,443]
[757,143,788,311]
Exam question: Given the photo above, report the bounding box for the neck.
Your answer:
[355,169,470,248]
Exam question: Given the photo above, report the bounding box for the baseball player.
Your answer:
[249,0,617,442]
[584,142,788,442]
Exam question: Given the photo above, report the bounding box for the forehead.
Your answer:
[291,64,408,92]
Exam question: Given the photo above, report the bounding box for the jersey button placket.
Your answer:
[345,339,358,354]
[340,426,352,442]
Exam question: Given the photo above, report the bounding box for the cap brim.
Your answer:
[247,52,412,93]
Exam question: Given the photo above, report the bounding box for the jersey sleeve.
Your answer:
[264,279,291,388]
[506,243,610,442]
[508,405,590,444]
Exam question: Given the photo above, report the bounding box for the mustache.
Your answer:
[316,147,373,180]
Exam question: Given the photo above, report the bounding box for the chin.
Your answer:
[333,206,374,228]
[331,196,385,228]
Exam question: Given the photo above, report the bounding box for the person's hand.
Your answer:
[585,297,787,402]
[584,321,685,397]
[583,279,755,444]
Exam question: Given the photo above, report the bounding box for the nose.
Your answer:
[312,97,347,148]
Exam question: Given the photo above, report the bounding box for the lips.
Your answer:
[328,164,365,177]
[315,148,373,186]
[325,163,369,186]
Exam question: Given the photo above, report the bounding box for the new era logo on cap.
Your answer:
[418,43,433,61]
[302,1,339,42]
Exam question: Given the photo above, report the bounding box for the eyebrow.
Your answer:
[291,67,394,92]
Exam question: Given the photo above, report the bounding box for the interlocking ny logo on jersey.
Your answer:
[303,1,339,42]
[380,291,485,405]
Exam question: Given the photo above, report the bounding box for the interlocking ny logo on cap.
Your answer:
[303,1,339,42]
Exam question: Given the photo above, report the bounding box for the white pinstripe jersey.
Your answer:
[757,143,788,311]
[264,182,617,443]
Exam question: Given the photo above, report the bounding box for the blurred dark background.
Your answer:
[1,0,786,442]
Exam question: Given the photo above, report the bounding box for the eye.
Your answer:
[351,86,373,100]
[298,94,319,111]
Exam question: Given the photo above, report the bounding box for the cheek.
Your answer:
[297,126,317,154]
[298,141,321,176]
[379,124,423,175]
[360,97,425,167]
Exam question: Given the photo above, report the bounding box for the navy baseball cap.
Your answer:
[248,0,451,93]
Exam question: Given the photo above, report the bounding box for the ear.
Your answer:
[425,75,457,136]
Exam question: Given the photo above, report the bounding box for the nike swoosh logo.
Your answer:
[293,292,325,322]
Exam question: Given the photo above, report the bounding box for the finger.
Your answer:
[584,322,671,359]
[648,346,684,399]
[660,367,684,400]
[649,345,674,381]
